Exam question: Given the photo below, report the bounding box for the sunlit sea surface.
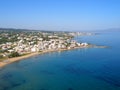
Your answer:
[0,31,120,90]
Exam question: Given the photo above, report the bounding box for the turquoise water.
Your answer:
[0,32,120,90]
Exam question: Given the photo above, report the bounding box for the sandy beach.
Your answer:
[0,52,39,68]
[0,45,106,68]
[0,47,79,68]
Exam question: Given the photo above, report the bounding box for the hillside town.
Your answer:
[0,30,90,60]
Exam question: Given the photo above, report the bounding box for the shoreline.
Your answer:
[0,45,107,68]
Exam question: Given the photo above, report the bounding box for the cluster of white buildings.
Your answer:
[0,31,89,58]
[13,39,88,54]
[69,32,95,36]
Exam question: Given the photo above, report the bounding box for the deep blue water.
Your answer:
[0,32,120,90]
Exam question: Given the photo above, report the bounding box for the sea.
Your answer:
[0,31,120,90]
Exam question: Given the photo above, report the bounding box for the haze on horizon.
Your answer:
[0,0,120,31]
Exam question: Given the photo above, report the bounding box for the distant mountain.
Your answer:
[105,28,120,32]
[0,27,70,33]
[0,28,30,31]
[92,28,120,32]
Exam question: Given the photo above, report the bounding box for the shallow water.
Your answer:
[0,31,120,90]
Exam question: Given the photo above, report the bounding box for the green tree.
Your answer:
[0,55,3,58]
[8,52,20,58]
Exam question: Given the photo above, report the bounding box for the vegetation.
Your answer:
[0,55,3,58]
[8,52,20,58]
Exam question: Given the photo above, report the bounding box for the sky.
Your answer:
[0,0,120,31]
